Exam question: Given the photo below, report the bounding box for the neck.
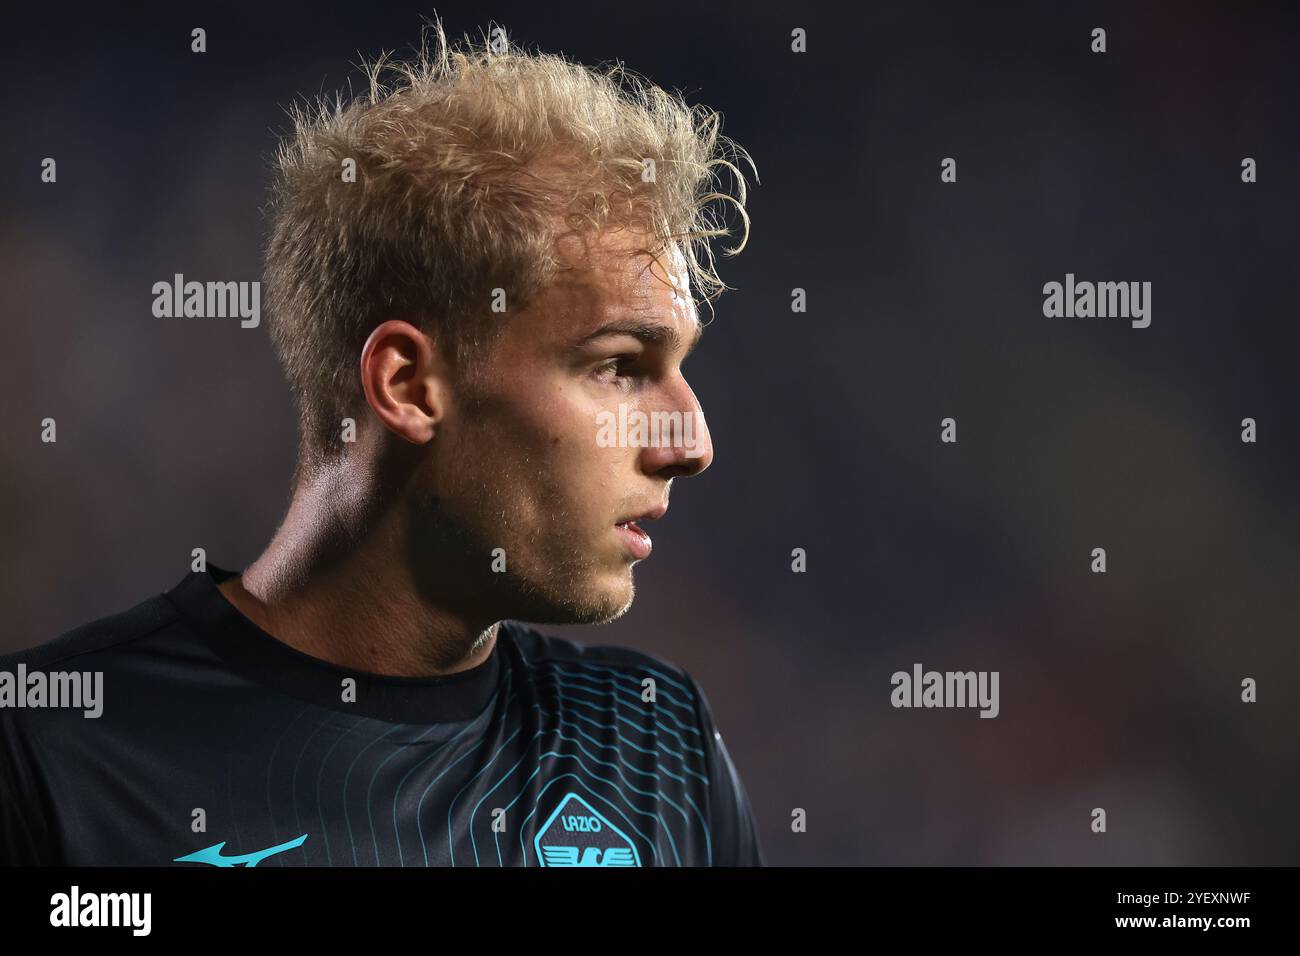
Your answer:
[218,462,498,678]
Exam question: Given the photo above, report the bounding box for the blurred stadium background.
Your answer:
[2,0,1296,864]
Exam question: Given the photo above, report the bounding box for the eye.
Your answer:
[592,355,639,386]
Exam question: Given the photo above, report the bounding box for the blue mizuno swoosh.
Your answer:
[174,834,309,867]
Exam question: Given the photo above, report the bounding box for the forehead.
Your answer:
[526,227,700,345]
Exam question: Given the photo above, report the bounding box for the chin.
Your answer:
[514,572,635,626]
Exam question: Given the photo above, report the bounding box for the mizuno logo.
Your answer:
[534,793,641,867]
[173,834,308,867]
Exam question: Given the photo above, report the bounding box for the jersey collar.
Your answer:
[164,564,505,723]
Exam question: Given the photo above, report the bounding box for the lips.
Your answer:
[616,503,668,525]
[615,520,653,559]
[613,503,664,560]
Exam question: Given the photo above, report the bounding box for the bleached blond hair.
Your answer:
[264,17,755,473]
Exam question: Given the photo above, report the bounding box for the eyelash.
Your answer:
[594,356,639,385]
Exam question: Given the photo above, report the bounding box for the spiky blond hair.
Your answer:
[264,17,755,473]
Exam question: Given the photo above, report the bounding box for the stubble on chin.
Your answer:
[494,528,638,626]
[417,476,633,626]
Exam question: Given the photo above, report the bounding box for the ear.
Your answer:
[359,319,448,445]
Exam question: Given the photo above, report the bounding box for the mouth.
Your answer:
[614,520,652,559]
[614,504,667,561]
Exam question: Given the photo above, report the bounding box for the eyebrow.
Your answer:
[570,317,704,358]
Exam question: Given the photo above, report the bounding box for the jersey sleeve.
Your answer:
[685,672,764,866]
[0,707,56,865]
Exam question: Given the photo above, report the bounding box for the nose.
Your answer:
[639,382,713,479]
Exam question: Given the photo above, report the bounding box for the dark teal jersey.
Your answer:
[0,565,763,867]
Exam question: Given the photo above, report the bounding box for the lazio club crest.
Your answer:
[534,792,641,867]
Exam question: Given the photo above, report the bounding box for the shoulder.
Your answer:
[0,592,178,867]
[501,621,708,711]
[0,592,180,673]
[0,590,183,748]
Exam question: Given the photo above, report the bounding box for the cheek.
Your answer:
[463,378,630,518]
[514,385,603,460]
